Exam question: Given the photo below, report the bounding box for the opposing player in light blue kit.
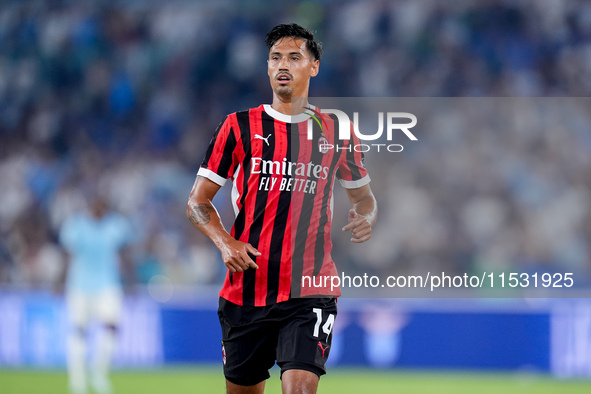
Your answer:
[59,195,134,394]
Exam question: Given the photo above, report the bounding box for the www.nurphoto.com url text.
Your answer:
[302,272,575,292]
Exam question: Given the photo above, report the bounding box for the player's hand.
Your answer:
[342,209,372,243]
[219,237,261,273]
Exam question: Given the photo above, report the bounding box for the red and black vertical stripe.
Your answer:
[265,115,293,305]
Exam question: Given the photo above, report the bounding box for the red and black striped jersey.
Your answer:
[198,104,370,306]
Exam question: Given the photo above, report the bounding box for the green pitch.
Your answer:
[1,367,590,394]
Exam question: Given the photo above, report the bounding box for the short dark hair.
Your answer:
[265,23,323,61]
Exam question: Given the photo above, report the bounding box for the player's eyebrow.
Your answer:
[269,51,304,56]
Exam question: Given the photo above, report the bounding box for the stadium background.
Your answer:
[1,0,591,392]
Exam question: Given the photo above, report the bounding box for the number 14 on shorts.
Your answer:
[312,308,335,338]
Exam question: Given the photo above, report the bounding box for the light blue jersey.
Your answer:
[59,212,132,294]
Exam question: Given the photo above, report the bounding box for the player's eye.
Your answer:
[291,56,300,61]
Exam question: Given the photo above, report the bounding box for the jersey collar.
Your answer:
[263,104,316,124]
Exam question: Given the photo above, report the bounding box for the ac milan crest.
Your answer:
[222,342,226,365]
[318,136,330,154]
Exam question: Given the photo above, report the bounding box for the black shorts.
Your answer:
[218,296,338,386]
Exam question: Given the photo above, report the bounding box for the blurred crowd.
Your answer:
[1,0,590,292]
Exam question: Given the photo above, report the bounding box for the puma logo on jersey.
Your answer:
[255,133,272,146]
[318,341,329,358]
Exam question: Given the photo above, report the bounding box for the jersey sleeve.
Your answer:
[197,116,239,186]
[111,214,134,248]
[335,123,371,189]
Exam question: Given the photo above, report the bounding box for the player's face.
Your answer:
[267,37,319,99]
[91,197,108,219]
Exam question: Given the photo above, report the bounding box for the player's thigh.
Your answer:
[218,299,278,387]
[276,298,337,376]
[94,288,123,325]
[67,291,91,328]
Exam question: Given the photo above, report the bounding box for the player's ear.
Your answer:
[310,59,319,78]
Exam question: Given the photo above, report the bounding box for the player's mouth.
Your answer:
[276,73,293,85]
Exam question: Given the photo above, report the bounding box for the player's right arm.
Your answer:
[187,175,260,273]
[56,217,76,295]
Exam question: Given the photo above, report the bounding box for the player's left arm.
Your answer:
[118,245,136,293]
[116,215,137,293]
[342,184,377,243]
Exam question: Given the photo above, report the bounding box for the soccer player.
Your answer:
[59,195,134,394]
[187,23,376,394]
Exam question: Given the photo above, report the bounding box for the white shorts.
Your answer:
[67,288,123,327]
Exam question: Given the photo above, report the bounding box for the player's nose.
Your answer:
[278,56,289,70]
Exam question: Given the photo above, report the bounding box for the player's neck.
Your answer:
[271,94,309,116]
[91,211,106,220]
